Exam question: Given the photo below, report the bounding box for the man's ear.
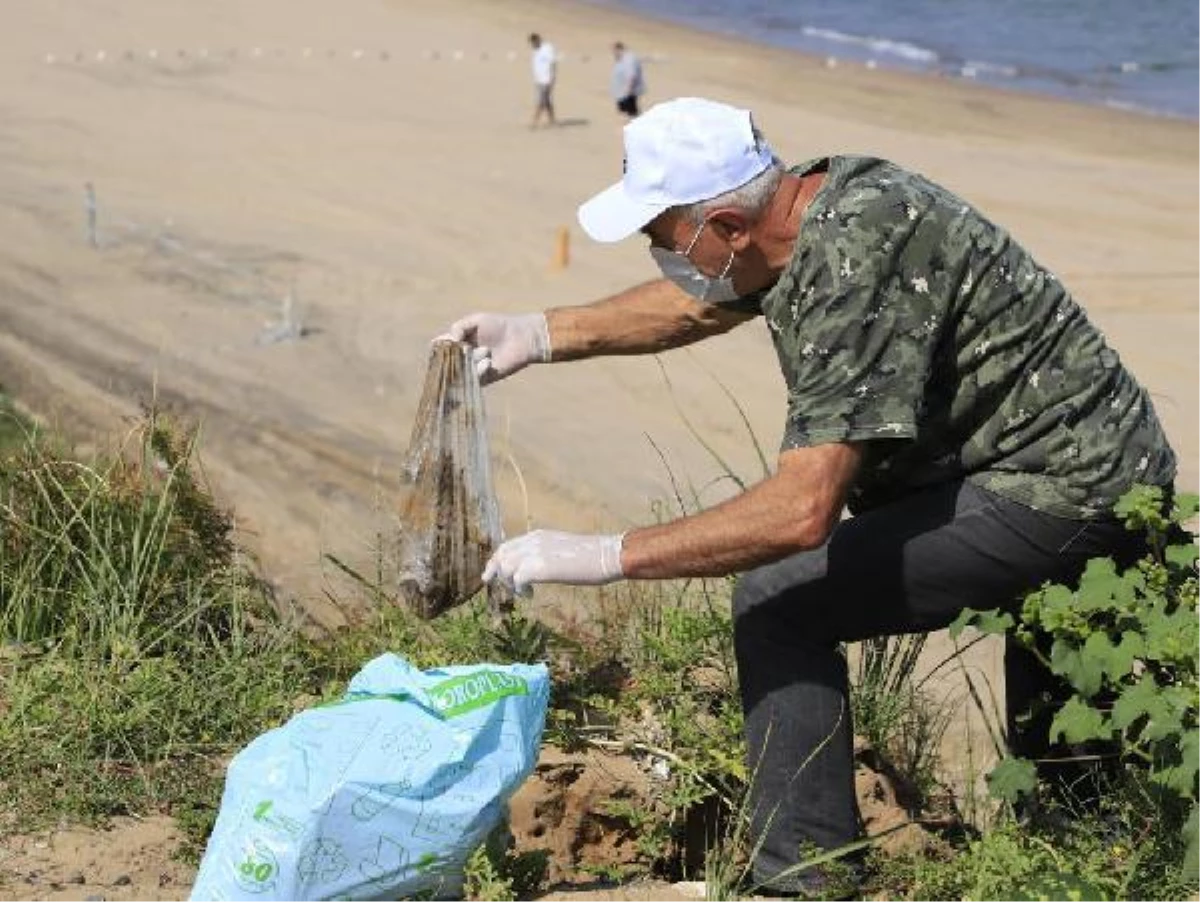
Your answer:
[707,211,753,251]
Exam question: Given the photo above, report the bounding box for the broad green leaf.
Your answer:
[1142,607,1200,665]
[1139,685,1195,742]
[1078,631,1141,685]
[1166,541,1198,569]
[1051,696,1110,744]
[948,607,1012,639]
[986,756,1037,803]
[1076,558,1130,613]
[1037,584,1080,631]
[1151,730,1198,795]
[1050,641,1102,697]
[1111,675,1166,733]
[1183,803,1199,884]
[1172,493,1199,523]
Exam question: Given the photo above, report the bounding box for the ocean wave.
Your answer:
[801,26,939,64]
[584,0,1198,119]
[958,59,1019,78]
[1101,59,1196,74]
[1102,97,1193,119]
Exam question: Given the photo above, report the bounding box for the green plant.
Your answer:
[462,838,546,902]
[463,843,515,901]
[951,485,1199,886]
[0,411,256,654]
[0,389,37,458]
[865,804,1185,901]
[949,821,1113,901]
[0,416,318,846]
[488,610,552,663]
[851,634,950,804]
[607,599,746,875]
[0,417,513,855]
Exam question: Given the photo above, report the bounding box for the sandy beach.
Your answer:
[0,1,1195,895]
[0,0,1194,621]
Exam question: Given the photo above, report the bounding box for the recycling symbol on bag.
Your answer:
[298,837,350,885]
[234,839,279,894]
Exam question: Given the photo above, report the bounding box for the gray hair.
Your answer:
[678,150,786,225]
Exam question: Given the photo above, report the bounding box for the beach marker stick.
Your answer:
[551,226,570,270]
[84,182,97,248]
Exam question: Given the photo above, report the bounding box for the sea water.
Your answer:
[586,0,1199,119]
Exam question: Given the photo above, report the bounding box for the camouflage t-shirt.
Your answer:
[745,155,1176,519]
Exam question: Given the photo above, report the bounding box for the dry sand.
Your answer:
[0,0,1193,613]
[0,0,1195,893]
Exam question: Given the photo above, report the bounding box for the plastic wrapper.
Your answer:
[397,340,508,619]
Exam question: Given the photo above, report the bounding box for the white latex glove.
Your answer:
[483,530,625,597]
[437,312,550,385]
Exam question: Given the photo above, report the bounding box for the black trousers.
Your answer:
[731,480,1148,891]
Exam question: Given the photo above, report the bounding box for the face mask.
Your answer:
[649,219,740,304]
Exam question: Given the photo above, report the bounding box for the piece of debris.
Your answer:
[396,340,512,618]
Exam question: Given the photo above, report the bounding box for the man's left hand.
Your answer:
[483,530,624,596]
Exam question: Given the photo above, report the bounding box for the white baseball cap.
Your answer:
[577,97,775,243]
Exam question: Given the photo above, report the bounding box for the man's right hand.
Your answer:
[438,312,551,385]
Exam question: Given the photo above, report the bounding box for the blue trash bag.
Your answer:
[189,653,550,901]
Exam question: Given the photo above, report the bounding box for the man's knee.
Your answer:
[731,567,770,623]
[732,548,827,620]
[732,551,839,655]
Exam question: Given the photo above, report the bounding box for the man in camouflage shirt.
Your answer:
[439,98,1176,893]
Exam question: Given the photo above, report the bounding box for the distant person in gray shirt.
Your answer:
[610,42,645,120]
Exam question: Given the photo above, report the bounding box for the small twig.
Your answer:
[583,736,734,810]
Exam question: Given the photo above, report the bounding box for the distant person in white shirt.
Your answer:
[528,33,557,129]
[610,42,645,120]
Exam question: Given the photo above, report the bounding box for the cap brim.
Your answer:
[577,180,670,243]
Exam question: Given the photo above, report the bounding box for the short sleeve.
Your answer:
[767,186,952,450]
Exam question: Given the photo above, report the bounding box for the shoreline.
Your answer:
[436,0,1197,166]
[574,0,1199,123]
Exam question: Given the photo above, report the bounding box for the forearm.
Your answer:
[546,279,750,361]
[621,444,862,579]
[621,482,823,579]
